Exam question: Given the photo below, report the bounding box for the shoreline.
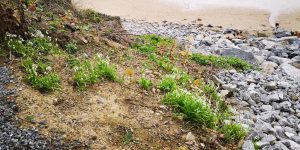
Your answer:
[72,0,300,31]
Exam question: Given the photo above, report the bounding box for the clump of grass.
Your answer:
[21,58,60,92]
[81,9,103,23]
[73,57,119,89]
[220,123,247,143]
[31,37,60,54]
[159,75,177,92]
[96,59,118,81]
[162,89,218,128]
[202,84,228,113]
[139,77,152,90]
[192,53,253,71]
[65,40,78,54]
[132,34,174,53]
[7,36,59,57]
[7,37,35,57]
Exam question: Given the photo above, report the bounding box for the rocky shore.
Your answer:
[123,19,300,150]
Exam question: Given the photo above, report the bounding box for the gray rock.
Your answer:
[261,105,273,112]
[274,29,292,38]
[220,48,256,64]
[266,93,280,103]
[268,56,292,65]
[256,141,270,148]
[242,140,255,150]
[291,136,300,144]
[249,90,261,102]
[274,142,289,150]
[260,135,276,143]
[285,132,295,138]
[278,101,292,111]
[291,60,300,69]
[261,61,278,74]
[280,63,300,81]
[282,139,300,149]
[261,40,276,50]
[265,81,277,90]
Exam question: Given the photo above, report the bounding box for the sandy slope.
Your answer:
[72,0,300,31]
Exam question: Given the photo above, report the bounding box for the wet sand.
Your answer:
[72,0,300,31]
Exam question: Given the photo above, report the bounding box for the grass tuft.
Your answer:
[220,123,247,143]
[159,75,177,92]
[65,40,78,54]
[73,57,119,89]
[21,58,60,92]
[192,53,253,71]
[162,89,218,128]
[139,77,152,90]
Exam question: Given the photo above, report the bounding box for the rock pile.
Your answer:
[123,19,300,150]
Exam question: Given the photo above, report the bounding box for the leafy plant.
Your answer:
[192,54,253,71]
[220,123,247,143]
[162,89,218,128]
[65,40,78,54]
[25,115,35,122]
[159,75,177,92]
[123,130,134,145]
[139,77,152,90]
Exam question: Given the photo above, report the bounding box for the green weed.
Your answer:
[21,58,60,92]
[73,57,119,89]
[159,75,177,92]
[7,38,35,57]
[65,40,78,54]
[139,77,152,90]
[123,130,134,145]
[162,89,218,128]
[192,54,253,71]
[25,115,35,122]
[220,123,247,143]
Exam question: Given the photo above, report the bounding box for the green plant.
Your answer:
[82,9,103,23]
[21,58,60,92]
[139,77,152,90]
[31,37,59,54]
[202,84,227,113]
[159,75,177,92]
[96,59,118,81]
[67,57,80,68]
[162,89,218,128]
[65,40,78,54]
[73,57,119,89]
[220,123,247,143]
[27,73,61,92]
[25,115,35,122]
[7,38,35,57]
[191,54,253,71]
[123,130,134,145]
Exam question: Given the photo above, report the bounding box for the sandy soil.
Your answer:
[72,0,300,31]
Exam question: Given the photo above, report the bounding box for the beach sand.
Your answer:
[72,0,300,31]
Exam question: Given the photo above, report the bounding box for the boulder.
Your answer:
[220,48,256,64]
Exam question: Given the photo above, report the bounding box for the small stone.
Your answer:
[261,105,273,112]
[273,142,289,150]
[222,84,237,92]
[267,93,280,102]
[242,140,255,150]
[220,90,230,97]
[265,82,277,90]
[285,132,295,138]
[185,132,196,141]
